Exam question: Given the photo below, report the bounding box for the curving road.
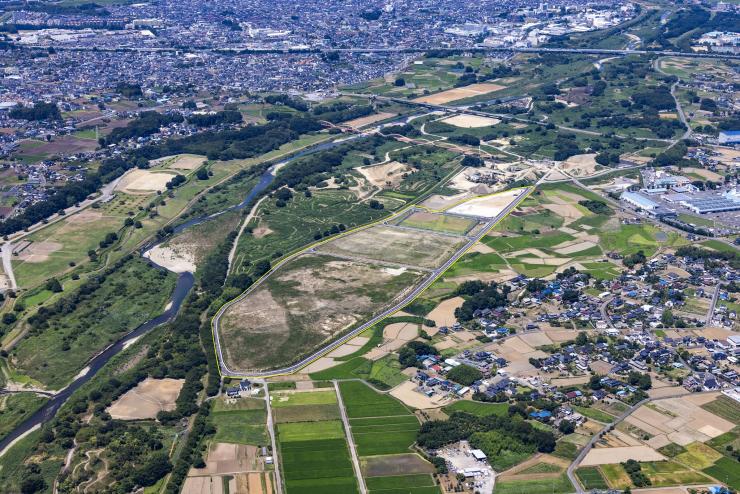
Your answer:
[211,187,533,378]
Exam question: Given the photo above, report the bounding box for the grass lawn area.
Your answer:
[494,473,573,494]
[675,442,723,469]
[600,463,632,489]
[444,251,508,277]
[576,466,609,490]
[443,400,508,417]
[483,231,575,253]
[702,395,740,423]
[271,390,337,408]
[642,461,713,487]
[599,224,660,257]
[700,239,739,254]
[552,440,579,460]
[278,420,345,442]
[400,212,476,235]
[212,408,268,445]
[572,405,615,423]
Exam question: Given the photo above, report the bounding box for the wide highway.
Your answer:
[211,186,533,378]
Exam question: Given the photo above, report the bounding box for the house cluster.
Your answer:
[411,351,509,399]
[225,379,254,399]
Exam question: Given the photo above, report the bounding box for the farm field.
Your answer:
[317,224,466,269]
[576,466,609,490]
[339,381,420,457]
[701,395,740,424]
[10,258,176,389]
[220,253,424,371]
[211,398,269,446]
[494,473,574,494]
[366,474,440,494]
[278,413,359,494]
[442,400,508,417]
[399,211,477,235]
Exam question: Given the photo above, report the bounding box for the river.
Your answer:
[0,118,416,456]
[0,127,382,455]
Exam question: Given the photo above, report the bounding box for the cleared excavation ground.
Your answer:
[317,224,466,269]
[398,211,477,235]
[219,253,424,372]
[107,378,184,420]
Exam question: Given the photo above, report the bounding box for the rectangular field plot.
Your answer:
[220,254,424,371]
[211,408,268,446]
[280,437,358,494]
[576,466,608,490]
[278,420,344,442]
[339,381,420,456]
[339,381,412,418]
[274,404,341,424]
[318,225,466,269]
[399,211,477,235]
[271,390,337,408]
[701,395,740,423]
[362,454,436,477]
[366,474,440,494]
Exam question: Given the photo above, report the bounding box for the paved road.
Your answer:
[706,284,721,325]
[263,382,283,494]
[212,186,533,378]
[334,380,367,494]
[566,388,711,493]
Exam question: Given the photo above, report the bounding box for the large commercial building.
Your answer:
[719,131,740,145]
[621,191,659,210]
[681,197,740,214]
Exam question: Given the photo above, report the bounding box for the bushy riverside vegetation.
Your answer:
[0,228,239,493]
[10,256,176,389]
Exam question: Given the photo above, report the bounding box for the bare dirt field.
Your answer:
[189,443,259,476]
[624,393,735,446]
[440,114,501,128]
[562,153,598,176]
[362,453,434,477]
[710,146,740,166]
[555,241,599,255]
[426,296,464,328]
[151,154,206,170]
[220,254,423,371]
[318,225,465,269]
[107,378,184,420]
[15,241,63,263]
[447,189,524,218]
[413,83,507,104]
[581,446,665,466]
[327,336,370,358]
[345,111,397,129]
[419,191,475,211]
[516,331,553,347]
[357,161,411,189]
[182,476,224,494]
[116,169,179,194]
[364,322,418,359]
[390,380,453,408]
[682,167,722,182]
